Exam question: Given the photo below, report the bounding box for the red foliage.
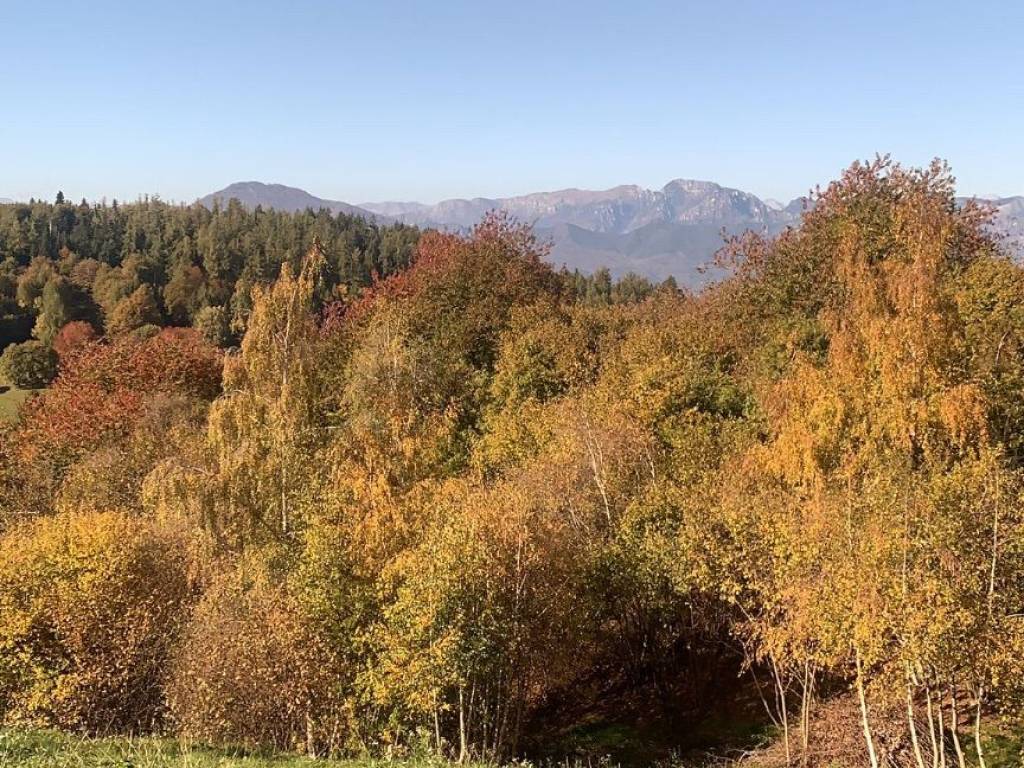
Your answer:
[322,212,557,336]
[52,321,99,360]
[11,328,223,473]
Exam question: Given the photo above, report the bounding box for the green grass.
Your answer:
[0,729,491,768]
[2,721,1019,768]
[967,721,1024,768]
[0,385,35,423]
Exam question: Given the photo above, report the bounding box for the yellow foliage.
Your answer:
[0,511,195,732]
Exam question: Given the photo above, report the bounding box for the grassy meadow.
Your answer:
[2,725,1021,767]
[0,385,33,423]
[0,729,494,768]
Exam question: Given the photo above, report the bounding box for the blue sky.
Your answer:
[1,1,1021,204]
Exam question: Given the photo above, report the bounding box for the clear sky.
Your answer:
[2,1,1021,205]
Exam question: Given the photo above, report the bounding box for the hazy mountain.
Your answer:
[198,181,1023,285]
[535,221,736,283]
[987,196,1024,251]
[0,198,13,205]
[362,179,794,233]
[198,182,386,221]
[954,195,1024,255]
[362,179,802,282]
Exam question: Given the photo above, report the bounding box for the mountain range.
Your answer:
[202,179,811,283]
[199,180,1024,285]
[362,181,814,283]
[5,182,1017,286]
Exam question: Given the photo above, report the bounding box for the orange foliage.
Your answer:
[51,321,98,360]
[1,329,222,519]
[168,560,344,754]
[18,329,219,457]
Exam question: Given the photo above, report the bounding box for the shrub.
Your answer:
[193,305,232,348]
[168,558,345,754]
[0,340,58,388]
[106,285,162,337]
[0,511,196,732]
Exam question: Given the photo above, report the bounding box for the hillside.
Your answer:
[0,197,421,377]
[6,161,1024,768]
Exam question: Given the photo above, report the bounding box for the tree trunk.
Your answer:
[855,651,880,768]
[305,710,317,758]
[434,700,442,756]
[974,686,987,768]
[937,691,947,768]
[907,681,927,768]
[950,685,967,768]
[772,658,791,766]
[458,685,468,764]
[800,661,813,767]
[924,683,940,768]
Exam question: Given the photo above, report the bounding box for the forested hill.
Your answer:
[0,196,673,392]
[0,197,421,361]
[199,181,385,221]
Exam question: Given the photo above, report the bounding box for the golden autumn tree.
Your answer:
[145,244,329,548]
[718,158,1024,767]
[0,512,195,732]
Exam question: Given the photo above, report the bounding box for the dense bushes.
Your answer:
[2,161,1024,766]
[0,328,222,522]
[0,512,195,732]
[168,557,345,754]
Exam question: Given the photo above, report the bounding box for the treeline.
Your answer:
[562,267,679,306]
[1,160,1022,767]
[0,196,667,388]
[0,196,420,384]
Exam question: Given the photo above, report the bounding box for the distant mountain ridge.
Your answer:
[361,179,800,233]
[362,180,805,283]
[196,181,1024,285]
[198,182,385,221]
[983,196,1024,251]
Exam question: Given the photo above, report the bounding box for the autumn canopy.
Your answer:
[1,159,1023,767]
